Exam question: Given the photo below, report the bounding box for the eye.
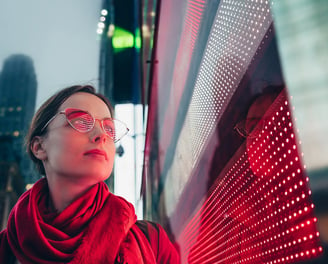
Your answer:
[72,118,88,129]
[103,119,116,137]
[67,111,93,131]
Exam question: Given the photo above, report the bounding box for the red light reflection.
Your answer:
[179,92,322,263]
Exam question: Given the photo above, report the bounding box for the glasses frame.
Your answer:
[41,108,129,143]
[234,115,288,139]
[234,117,265,139]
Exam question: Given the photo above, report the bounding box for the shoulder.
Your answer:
[134,220,167,244]
[134,220,180,264]
[134,220,159,237]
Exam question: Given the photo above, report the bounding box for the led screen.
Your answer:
[142,0,326,263]
[178,91,322,263]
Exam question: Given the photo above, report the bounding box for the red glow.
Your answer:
[178,92,322,263]
[158,0,206,168]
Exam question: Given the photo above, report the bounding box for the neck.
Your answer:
[46,176,95,212]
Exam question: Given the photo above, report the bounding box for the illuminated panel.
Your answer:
[160,0,206,155]
[162,0,206,104]
[187,0,273,165]
[165,0,273,215]
[185,0,206,49]
[178,92,322,263]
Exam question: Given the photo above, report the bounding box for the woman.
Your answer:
[0,85,180,263]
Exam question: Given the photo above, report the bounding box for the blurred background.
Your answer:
[0,0,145,222]
[1,0,328,263]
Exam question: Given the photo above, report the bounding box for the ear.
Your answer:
[30,136,47,160]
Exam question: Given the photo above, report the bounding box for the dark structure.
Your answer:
[0,136,25,230]
[98,0,141,105]
[0,54,37,227]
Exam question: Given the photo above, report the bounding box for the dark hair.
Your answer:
[25,85,114,175]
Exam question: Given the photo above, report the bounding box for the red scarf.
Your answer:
[0,178,157,264]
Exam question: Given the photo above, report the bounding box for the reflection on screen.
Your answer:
[179,91,322,263]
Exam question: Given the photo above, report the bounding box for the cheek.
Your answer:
[106,143,116,165]
[107,144,116,164]
[46,135,82,161]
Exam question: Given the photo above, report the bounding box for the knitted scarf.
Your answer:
[0,178,157,264]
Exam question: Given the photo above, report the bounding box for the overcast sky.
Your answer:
[0,0,102,109]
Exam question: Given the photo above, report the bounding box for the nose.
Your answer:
[91,120,108,143]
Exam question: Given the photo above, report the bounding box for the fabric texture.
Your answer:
[0,178,180,264]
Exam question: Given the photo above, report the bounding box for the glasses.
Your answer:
[234,116,288,139]
[234,118,265,138]
[41,108,129,142]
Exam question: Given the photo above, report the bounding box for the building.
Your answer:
[0,54,37,187]
[98,0,141,105]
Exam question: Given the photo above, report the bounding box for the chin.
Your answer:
[71,168,111,184]
[88,169,112,182]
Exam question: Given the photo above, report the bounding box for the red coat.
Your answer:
[0,178,180,263]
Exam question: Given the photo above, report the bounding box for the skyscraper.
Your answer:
[0,54,38,186]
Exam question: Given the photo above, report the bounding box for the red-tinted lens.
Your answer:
[65,109,94,132]
[102,118,116,139]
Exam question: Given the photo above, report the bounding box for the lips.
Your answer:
[84,149,108,160]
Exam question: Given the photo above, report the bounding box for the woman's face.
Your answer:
[40,92,116,184]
